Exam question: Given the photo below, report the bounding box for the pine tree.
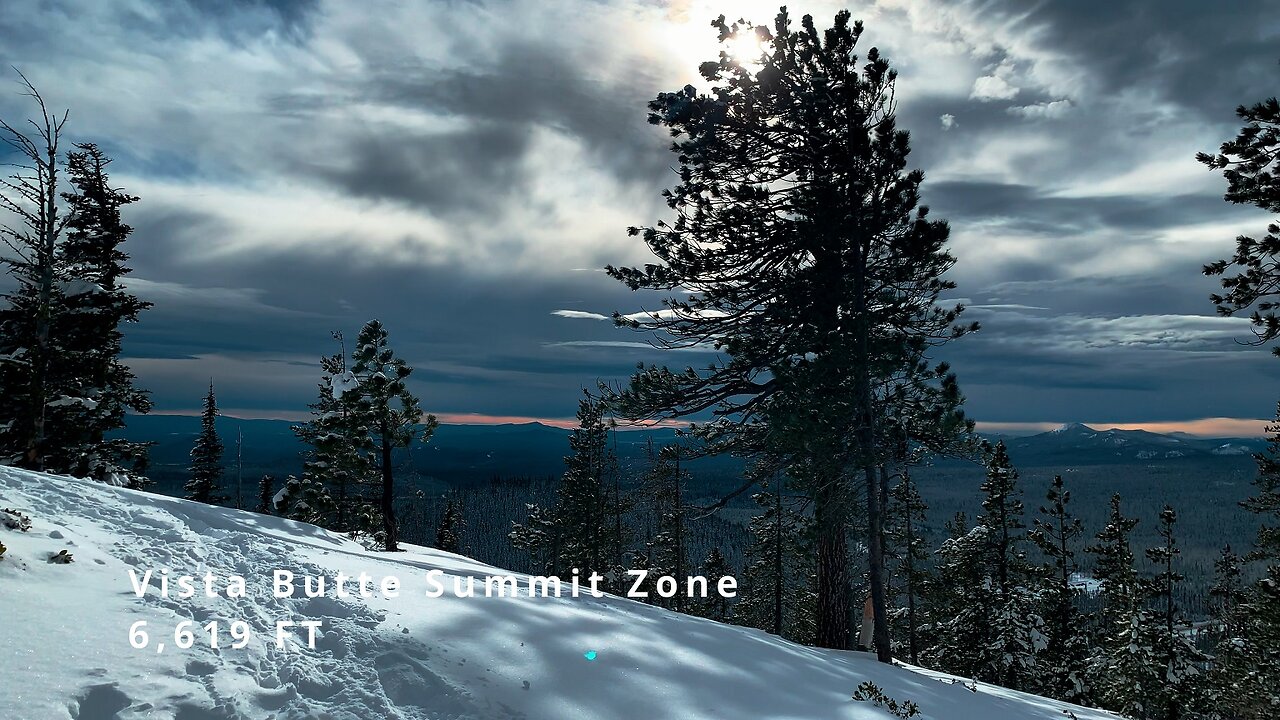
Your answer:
[695,546,733,621]
[293,332,375,534]
[884,469,931,665]
[339,320,432,552]
[644,443,690,612]
[256,474,276,515]
[927,512,997,680]
[735,478,816,644]
[435,495,464,554]
[0,80,152,483]
[1143,507,1205,720]
[39,143,152,485]
[975,442,1041,691]
[1210,403,1280,712]
[1198,96,1280,355]
[602,9,975,657]
[1030,475,1090,702]
[185,382,225,504]
[511,394,623,585]
[1087,494,1161,718]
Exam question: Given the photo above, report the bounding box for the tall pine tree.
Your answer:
[1086,494,1160,718]
[604,8,974,657]
[185,382,225,504]
[339,320,431,552]
[1030,475,1089,702]
[735,476,815,644]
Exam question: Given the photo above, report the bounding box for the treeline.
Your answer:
[0,76,151,486]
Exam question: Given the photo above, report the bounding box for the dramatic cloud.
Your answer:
[0,0,1274,432]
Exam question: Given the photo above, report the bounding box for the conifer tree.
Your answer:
[735,478,815,644]
[927,512,996,679]
[975,442,1041,691]
[696,546,733,622]
[185,382,225,504]
[256,474,276,515]
[339,320,431,552]
[0,78,151,483]
[1197,545,1259,718]
[1213,403,1280,711]
[435,495,464,554]
[1199,96,1280,354]
[644,443,690,612]
[1143,506,1205,720]
[1086,494,1160,718]
[511,394,623,585]
[604,8,975,658]
[1030,475,1089,702]
[41,143,152,485]
[884,469,931,665]
[294,332,374,534]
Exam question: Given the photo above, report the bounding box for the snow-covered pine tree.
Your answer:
[185,382,225,504]
[884,469,932,665]
[435,495,464,554]
[1029,475,1090,703]
[43,143,152,486]
[695,546,733,622]
[293,333,376,534]
[644,443,690,612]
[926,511,996,679]
[1142,506,1205,720]
[975,441,1042,691]
[1216,402,1280,712]
[340,320,432,552]
[1086,494,1161,718]
[1195,545,1260,719]
[511,394,622,585]
[734,478,816,644]
[256,474,275,514]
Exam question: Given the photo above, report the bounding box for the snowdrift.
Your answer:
[0,467,1118,720]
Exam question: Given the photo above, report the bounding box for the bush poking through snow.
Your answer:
[47,549,73,564]
[0,540,6,560]
[851,681,921,718]
[1,507,32,532]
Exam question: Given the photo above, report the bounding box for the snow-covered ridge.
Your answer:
[0,468,1118,720]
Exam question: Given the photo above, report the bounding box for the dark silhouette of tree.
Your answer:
[1199,96,1280,354]
[603,8,973,658]
[435,495,464,554]
[256,474,276,515]
[185,382,225,504]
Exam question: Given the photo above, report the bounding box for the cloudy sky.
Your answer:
[1,0,1277,435]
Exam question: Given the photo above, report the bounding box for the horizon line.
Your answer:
[139,410,1272,438]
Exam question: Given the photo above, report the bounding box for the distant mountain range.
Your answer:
[991,422,1266,465]
[121,415,1266,495]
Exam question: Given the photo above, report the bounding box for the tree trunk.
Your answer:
[380,429,398,552]
[773,481,783,636]
[815,476,851,649]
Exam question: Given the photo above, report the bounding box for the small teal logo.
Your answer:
[583,650,597,661]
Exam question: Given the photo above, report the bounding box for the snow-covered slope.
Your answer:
[0,468,1118,720]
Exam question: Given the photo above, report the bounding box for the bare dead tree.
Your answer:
[0,70,72,470]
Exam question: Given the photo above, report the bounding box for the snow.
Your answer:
[330,371,359,400]
[0,468,1120,720]
[58,280,104,297]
